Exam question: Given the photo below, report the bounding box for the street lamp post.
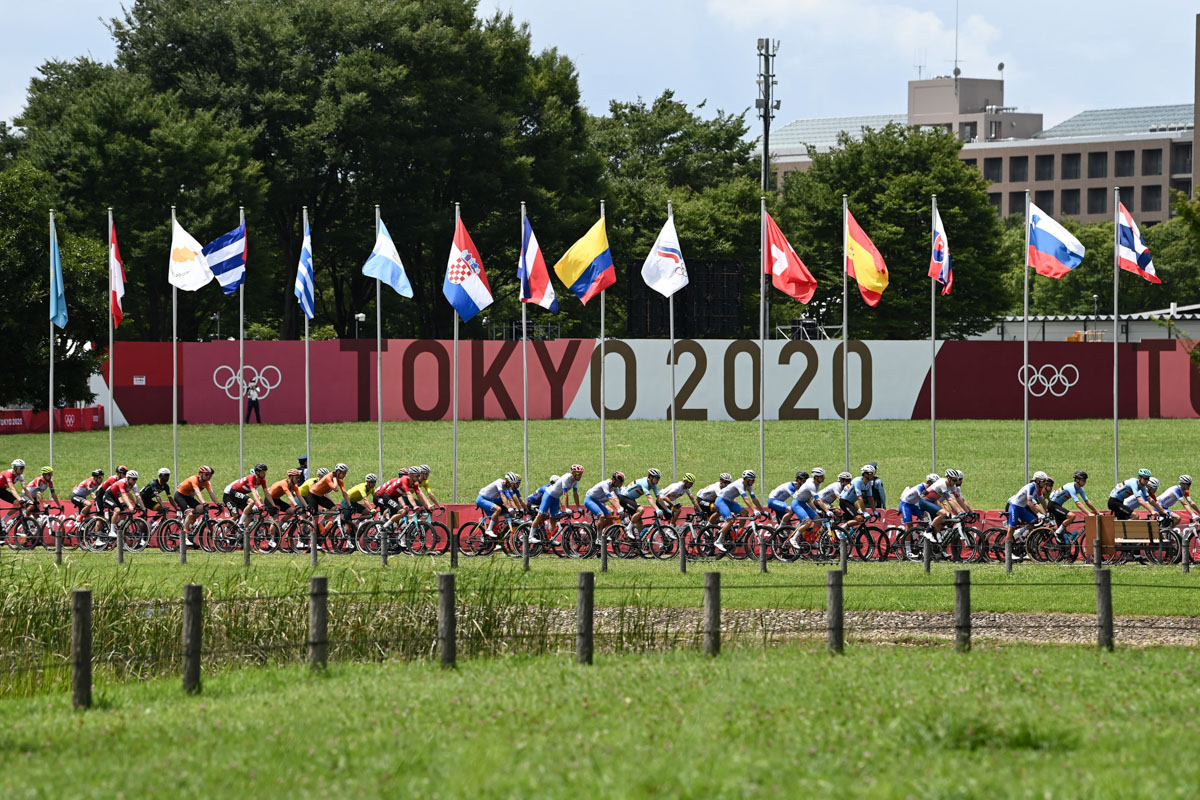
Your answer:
[210,312,220,340]
[355,312,366,339]
[1092,294,1099,318]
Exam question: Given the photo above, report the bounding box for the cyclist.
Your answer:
[298,454,309,481]
[819,472,854,521]
[1109,468,1154,521]
[72,469,106,515]
[924,468,972,539]
[0,459,31,523]
[476,472,523,537]
[583,471,625,534]
[525,475,559,516]
[618,468,662,536]
[138,468,176,514]
[307,463,349,515]
[103,469,142,541]
[266,469,306,515]
[714,470,764,553]
[378,469,419,531]
[340,474,378,526]
[225,463,270,529]
[1047,470,1099,537]
[533,464,585,536]
[404,466,437,510]
[768,471,806,524]
[413,465,442,508]
[785,468,826,548]
[656,473,696,524]
[1123,476,1168,520]
[27,466,60,517]
[297,467,328,503]
[1158,475,1200,522]
[898,474,942,551]
[840,464,886,527]
[96,465,128,504]
[695,473,732,522]
[1006,471,1051,545]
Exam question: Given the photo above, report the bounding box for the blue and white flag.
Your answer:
[202,223,247,295]
[640,216,688,298]
[362,219,413,297]
[49,216,68,328]
[294,220,315,320]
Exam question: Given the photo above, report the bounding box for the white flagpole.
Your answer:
[302,206,311,479]
[521,201,530,487]
[759,196,766,483]
[238,205,245,476]
[49,210,55,468]
[375,204,383,482]
[108,208,114,475]
[842,193,849,473]
[670,200,678,482]
[171,205,179,480]
[930,194,937,473]
[1113,187,1120,486]
[452,202,460,503]
[1022,189,1031,482]
[600,199,606,477]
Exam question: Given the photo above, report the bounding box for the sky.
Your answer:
[2,0,1197,133]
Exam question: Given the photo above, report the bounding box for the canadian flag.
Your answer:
[110,224,126,328]
[763,212,817,304]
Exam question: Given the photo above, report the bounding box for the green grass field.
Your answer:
[3,645,1200,798]
[4,417,1196,511]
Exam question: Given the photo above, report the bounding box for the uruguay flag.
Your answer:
[443,218,492,322]
[202,223,247,295]
[1117,203,1160,284]
[927,207,952,295]
[519,217,558,313]
[1028,203,1085,279]
[363,218,413,297]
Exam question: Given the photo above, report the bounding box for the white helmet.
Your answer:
[926,473,940,484]
[811,467,825,478]
[837,471,852,482]
[549,475,561,485]
[945,468,964,481]
[1148,477,1160,490]
[505,471,521,485]
[125,470,139,480]
[334,463,349,474]
[860,464,876,475]
[742,469,756,480]
[11,459,25,469]
[1033,471,1049,482]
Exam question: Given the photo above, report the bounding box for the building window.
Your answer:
[1088,152,1108,179]
[984,157,1003,183]
[1034,190,1054,215]
[1142,149,1162,176]
[1009,191,1026,215]
[1062,153,1081,179]
[960,121,977,141]
[1115,150,1135,178]
[988,193,1002,214]
[961,158,977,169]
[1169,177,1192,199]
[1119,187,1135,212]
[1061,189,1081,215]
[1142,184,1162,212]
[1087,187,1107,214]
[1171,142,1192,175]
[988,120,1001,139]
[1009,156,1028,182]
[1035,154,1054,181]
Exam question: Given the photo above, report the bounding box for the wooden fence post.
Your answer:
[1004,537,1013,574]
[71,589,92,709]
[840,537,849,574]
[922,536,932,573]
[182,583,202,694]
[703,572,720,657]
[522,524,531,571]
[954,569,971,653]
[1182,539,1191,574]
[1093,534,1102,570]
[243,523,251,567]
[600,532,609,573]
[449,510,459,569]
[116,523,124,564]
[308,576,328,670]
[679,528,687,573]
[310,518,319,568]
[827,570,844,654]
[759,529,768,573]
[1096,568,1114,651]
[577,571,594,665]
[55,522,63,565]
[438,573,456,668]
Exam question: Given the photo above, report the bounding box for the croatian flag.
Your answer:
[519,217,558,313]
[203,223,248,295]
[1028,203,1085,279]
[640,216,689,298]
[927,207,952,295]
[1117,203,1160,284]
[443,218,493,322]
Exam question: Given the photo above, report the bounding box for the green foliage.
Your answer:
[0,163,106,408]
[776,124,1012,338]
[243,321,279,341]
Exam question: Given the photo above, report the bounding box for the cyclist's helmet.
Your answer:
[41,466,53,474]
[125,470,139,480]
[795,471,808,482]
[116,465,128,474]
[945,469,964,481]
[199,465,214,476]
[549,475,561,485]
[287,469,301,479]
[683,473,696,483]
[317,468,330,477]
[417,465,431,474]
[254,463,268,473]
[1148,477,1161,490]
[11,459,25,469]
[334,463,349,474]
[570,464,585,474]
[719,473,733,483]
[365,473,378,483]
[860,464,875,475]
[647,468,661,479]
[926,473,940,483]
[397,468,410,477]
[811,467,825,479]
[505,471,521,485]
[1180,475,1193,486]
[1137,468,1152,478]
[1074,470,1089,481]
[611,471,625,484]
[158,468,171,478]
[742,469,756,480]
[837,471,853,482]
[91,469,104,478]
[1032,471,1049,482]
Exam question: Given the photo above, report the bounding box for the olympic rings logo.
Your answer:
[213,365,282,401]
[1017,364,1079,398]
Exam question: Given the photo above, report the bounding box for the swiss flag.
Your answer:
[763,212,817,304]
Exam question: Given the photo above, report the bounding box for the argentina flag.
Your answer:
[202,223,248,294]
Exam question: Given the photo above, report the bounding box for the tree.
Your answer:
[0,162,107,409]
[775,124,1011,339]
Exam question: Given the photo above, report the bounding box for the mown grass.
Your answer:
[4,417,1195,511]
[2,644,1200,798]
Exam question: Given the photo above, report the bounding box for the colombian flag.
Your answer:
[553,217,616,305]
[845,210,888,307]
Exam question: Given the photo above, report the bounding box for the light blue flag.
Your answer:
[49,216,68,328]
[362,218,413,297]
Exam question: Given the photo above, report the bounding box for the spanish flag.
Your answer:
[554,217,616,305]
[845,209,888,307]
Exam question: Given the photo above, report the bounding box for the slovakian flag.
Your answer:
[928,207,952,296]
[443,218,493,322]
[110,223,125,329]
[641,216,689,298]
[763,212,817,303]
[554,217,616,305]
[845,210,889,307]
[1028,203,1085,279]
[519,217,558,313]
[1117,203,1160,284]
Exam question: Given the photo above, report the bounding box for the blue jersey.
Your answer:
[841,477,885,507]
[527,483,551,505]
[1110,478,1141,501]
[621,477,659,501]
[1050,482,1088,506]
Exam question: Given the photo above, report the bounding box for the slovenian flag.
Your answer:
[203,223,248,295]
[519,217,557,313]
[553,216,616,305]
[443,218,493,322]
[928,207,952,295]
[1028,203,1085,279]
[1117,203,1160,284]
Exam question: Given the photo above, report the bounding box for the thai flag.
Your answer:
[1027,203,1085,279]
[203,223,248,295]
[927,207,952,295]
[519,217,558,313]
[443,218,493,322]
[1117,203,1160,283]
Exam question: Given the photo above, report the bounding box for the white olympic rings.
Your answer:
[212,365,282,401]
[1017,363,1079,398]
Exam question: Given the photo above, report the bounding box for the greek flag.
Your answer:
[202,223,247,295]
[294,220,314,319]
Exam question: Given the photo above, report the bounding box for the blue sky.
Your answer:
[3,0,1196,133]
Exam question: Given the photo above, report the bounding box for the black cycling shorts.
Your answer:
[101,491,125,511]
[696,497,715,517]
[270,496,292,513]
[1047,501,1069,526]
[839,499,860,518]
[306,494,335,512]
[618,495,640,515]
[174,491,200,510]
[1107,496,1131,521]
[224,489,249,513]
[375,494,401,514]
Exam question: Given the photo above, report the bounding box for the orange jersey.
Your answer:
[267,479,298,500]
[309,473,345,498]
[176,475,212,497]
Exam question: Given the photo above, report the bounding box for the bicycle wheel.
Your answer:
[157,519,182,552]
[7,516,37,549]
[844,526,871,560]
[356,521,382,555]
[1148,531,1180,565]
[562,523,595,559]
[606,528,638,559]
[457,522,495,557]
[210,520,238,553]
[252,518,281,553]
[39,517,64,550]
[980,528,1008,562]
[646,524,679,559]
[122,518,150,552]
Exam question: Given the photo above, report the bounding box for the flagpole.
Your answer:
[171,205,179,481]
[1113,187,1120,486]
[375,204,383,483]
[842,193,849,473]
[108,208,114,475]
[302,206,311,484]
[758,196,766,484]
[452,202,460,503]
[238,205,245,477]
[521,201,530,487]
[670,200,679,482]
[600,199,606,477]
[1022,189,1030,483]
[930,194,937,473]
[49,210,55,468]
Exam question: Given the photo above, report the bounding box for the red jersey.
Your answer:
[74,477,102,494]
[231,473,266,493]
[377,478,403,498]
[0,469,26,491]
[29,474,54,491]
[99,475,122,494]
[110,478,135,499]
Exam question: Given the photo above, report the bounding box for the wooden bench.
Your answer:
[1085,515,1161,560]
